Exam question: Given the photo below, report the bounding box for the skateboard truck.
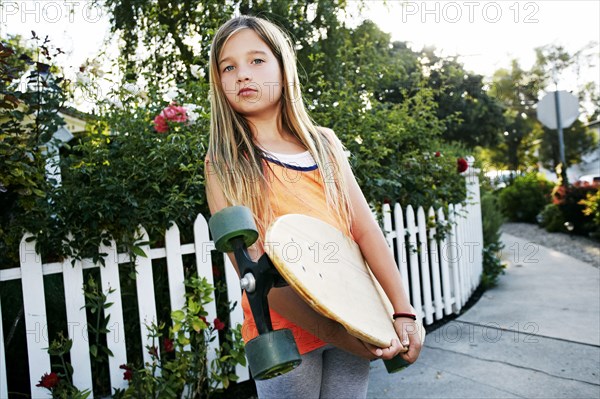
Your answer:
[209,206,302,380]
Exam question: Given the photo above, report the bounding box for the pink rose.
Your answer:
[162,105,188,123]
[153,114,169,133]
[153,104,188,133]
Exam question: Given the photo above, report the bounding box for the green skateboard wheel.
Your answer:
[245,329,302,380]
[209,206,259,253]
[383,355,410,373]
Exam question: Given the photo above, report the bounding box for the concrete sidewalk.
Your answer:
[367,233,600,398]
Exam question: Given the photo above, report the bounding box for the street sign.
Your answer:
[536,91,579,129]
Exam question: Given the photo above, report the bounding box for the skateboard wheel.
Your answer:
[209,206,259,253]
[383,355,410,373]
[245,329,302,380]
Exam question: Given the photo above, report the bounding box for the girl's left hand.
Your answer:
[392,318,423,364]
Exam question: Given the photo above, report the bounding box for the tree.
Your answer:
[538,119,598,171]
[532,43,599,175]
[0,33,69,263]
[487,60,544,170]
[418,47,505,148]
[305,21,467,208]
[98,0,347,86]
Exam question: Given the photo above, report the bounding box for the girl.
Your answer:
[205,15,421,398]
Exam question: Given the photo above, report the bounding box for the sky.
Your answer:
[1,0,598,107]
[351,0,599,89]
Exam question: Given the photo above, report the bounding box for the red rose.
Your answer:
[36,372,60,389]
[120,364,133,381]
[457,158,469,173]
[163,337,175,353]
[213,318,226,331]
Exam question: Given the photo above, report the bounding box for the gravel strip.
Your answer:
[501,222,599,268]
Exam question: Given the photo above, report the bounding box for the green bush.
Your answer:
[480,192,506,287]
[581,188,600,240]
[552,184,599,236]
[539,203,565,232]
[481,241,506,288]
[0,37,68,266]
[481,192,505,247]
[498,172,553,223]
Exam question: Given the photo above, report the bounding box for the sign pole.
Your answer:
[553,90,568,186]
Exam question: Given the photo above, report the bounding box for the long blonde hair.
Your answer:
[206,15,352,237]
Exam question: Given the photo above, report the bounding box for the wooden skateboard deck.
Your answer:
[265,214,424,348]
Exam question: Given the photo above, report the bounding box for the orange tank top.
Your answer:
[240,153,350,354]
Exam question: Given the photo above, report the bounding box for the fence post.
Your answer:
[417,207,434,324]
[0,298,8,398]
[20,234,51,398]
[98,237,128,391]
[428,207,444,321]
[437,207,453,316]
[405,205,423,320]
[393,203,410,295]
[465,164,484,287]
[134,227,159,367]
[61,241,93,391]
[447,205,462,313]
[223,255,249,381]
[193,215,220,372]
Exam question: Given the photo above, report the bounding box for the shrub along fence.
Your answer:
[0,171,483,397]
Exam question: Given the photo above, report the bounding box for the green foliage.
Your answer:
[1,75,211,265]
[40,333,92,399]
[551,184,599,236]
[2,9,478,266]
[114,276,245,398]
[538,203,566,232]
[498,172,553,223]
[481,241,506,289]
[481,193,505,247]
[50,80,210,263]
[581,188,600,240]
[82,275,115,394]
[306,28,468,209]
[0,35,68,265]
[419,47,505,148]
[479,192,506,288]
[485,43,598,172]
[99,0,346,87]
[538,120,598,173]
[487,61,544,170]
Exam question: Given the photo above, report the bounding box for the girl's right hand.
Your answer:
[360,338,404,360]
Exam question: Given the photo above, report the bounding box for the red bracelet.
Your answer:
[392,312,417,320]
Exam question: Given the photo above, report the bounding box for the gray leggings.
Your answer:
[254,345,370,399]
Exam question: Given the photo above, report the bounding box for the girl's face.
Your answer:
[218,29,283,118]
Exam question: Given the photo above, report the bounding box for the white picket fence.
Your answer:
[0,171,483,398]
[0,218,248,398]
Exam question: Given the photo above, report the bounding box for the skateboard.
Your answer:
[209,206,425,380]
